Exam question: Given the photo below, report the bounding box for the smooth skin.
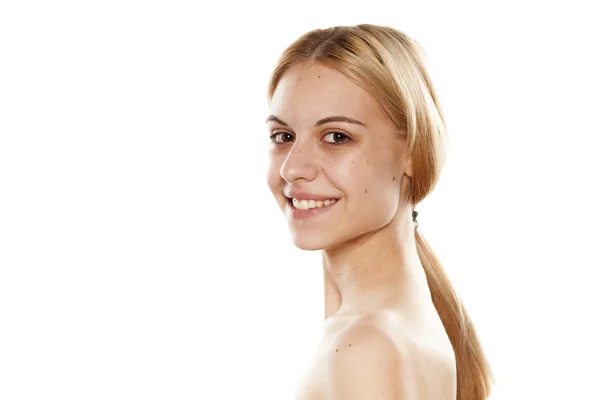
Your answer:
[266,62,456,399]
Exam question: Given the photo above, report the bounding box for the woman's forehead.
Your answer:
[275,64,367,101]
[270,65,382,126]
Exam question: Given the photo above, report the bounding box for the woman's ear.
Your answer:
[405,155,413,179]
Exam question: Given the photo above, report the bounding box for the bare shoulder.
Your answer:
[325,310,456,400]
[326,317,411,399]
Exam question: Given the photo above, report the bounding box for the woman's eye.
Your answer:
[323,132,351,145]
[270,131,350,145]
[270,132,295,144]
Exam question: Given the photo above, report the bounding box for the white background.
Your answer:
[1,1,599,399]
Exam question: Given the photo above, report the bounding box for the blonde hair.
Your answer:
[266,24,493,399]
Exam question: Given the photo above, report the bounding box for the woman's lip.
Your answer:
[284,192,340,201]
[286,198,339,219]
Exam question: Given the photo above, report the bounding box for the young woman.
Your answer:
[265,24,493,400]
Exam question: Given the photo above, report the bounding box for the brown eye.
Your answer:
[270,132,295,144]
[323,132,351,145]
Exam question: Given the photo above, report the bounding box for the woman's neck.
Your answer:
[321,215,429,321]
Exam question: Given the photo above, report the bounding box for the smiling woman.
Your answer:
[264,24,493,400]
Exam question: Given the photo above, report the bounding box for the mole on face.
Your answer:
[364,189,368,194]
[393,176,396,181]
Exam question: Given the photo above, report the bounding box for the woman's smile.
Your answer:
[286,196,340,220]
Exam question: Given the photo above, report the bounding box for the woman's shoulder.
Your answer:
[328,307,450,355]
[325,309,456,399]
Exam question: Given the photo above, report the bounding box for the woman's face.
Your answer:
[266,62,411,251]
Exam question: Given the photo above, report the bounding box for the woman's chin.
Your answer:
[290,233,333,251]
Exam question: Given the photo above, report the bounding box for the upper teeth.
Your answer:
[292,198,337,210]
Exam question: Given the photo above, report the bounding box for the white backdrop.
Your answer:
[1,1,599,399]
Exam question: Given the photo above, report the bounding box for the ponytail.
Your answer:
[415,230,494,399]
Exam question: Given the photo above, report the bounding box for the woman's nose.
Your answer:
[280,141,318,183]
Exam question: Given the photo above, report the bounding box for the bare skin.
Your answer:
[266,62,456,399]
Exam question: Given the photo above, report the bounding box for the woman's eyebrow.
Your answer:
[265,115,367,128]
